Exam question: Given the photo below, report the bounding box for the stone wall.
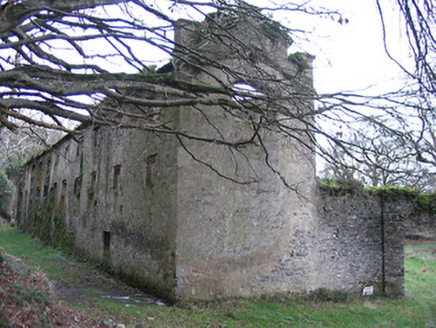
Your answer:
[16,137,436,301]
[316,192,384,294]
[14,10,435,303]
[315,189,434,297]
[172,13,318,301]
[16,12,322,302]
[17,125,180,299]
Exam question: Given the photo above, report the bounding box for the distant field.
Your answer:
[1,225,435,327]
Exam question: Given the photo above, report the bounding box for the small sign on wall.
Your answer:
[362,286,374,296]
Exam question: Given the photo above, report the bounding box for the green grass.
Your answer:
[404,242,436,327]
[0,226,90,284]
[1,225,435,327]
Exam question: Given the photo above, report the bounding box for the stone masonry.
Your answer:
[15,11,435,302]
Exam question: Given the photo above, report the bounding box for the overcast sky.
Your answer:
[97,0,409,96]
[285,0,408,95]
[3,0,410,130]
[164,0,410,95]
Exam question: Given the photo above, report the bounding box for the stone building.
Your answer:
[15,10,434,302]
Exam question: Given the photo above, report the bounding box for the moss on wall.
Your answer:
[0,169,14,220]
[317,178,436,214]
[317,178,364,196]
[288,52,311,71]
[33,193,74,250]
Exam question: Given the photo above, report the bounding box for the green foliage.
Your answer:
[4,156,23,179]
[318,178,364,196]
[288,52,311,71]
[364,185,419,198]
[404,242,436,323]
[143,64,157,73]
[318,179,436,213]
[261,19,293,45]
[87,186,95,199]
[0,245,99,326]
[218,97,238,106]
[417,192,436,212]
[23,147,48,166]
[32,193,75,250]
[365,185,436,213]
[5,2,28,20]
[1,227,435,327]
[0,246,53,322]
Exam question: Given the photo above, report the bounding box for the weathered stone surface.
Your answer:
[315,190,434,297]
[14,10,435,302]
[17,125,179,300]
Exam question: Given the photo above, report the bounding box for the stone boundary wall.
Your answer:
[316,189,435,297]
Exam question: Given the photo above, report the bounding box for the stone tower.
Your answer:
[171,10,318,300]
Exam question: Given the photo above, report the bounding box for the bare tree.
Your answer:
[0,0,433,185]
[0,126,63,176]
[0,0,326,188]
[320,129,436,190]
[318,0,436,188]
[0,0,317,131]
[375,0,436,166]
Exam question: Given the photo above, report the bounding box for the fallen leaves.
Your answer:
[0,247,99,327]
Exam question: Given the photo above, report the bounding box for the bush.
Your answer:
[318,178,364,196]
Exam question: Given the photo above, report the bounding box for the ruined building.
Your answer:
[15,11,434,302]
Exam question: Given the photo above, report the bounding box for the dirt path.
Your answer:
[47,257,167,309]
[0,221,167,326]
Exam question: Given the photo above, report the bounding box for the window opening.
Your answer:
[76,142,82,159]
[103,231,111,260]
[113,165,121,190]
[65,145,70,157]
[232,83,264,102]
[74,177,81,198]
[93,126,100,147]
[91,171,97,190]
[145,154,158,187]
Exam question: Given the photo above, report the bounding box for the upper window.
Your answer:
[232,83,264,102]
[113,165,121,191]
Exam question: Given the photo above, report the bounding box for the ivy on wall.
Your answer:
[317,178,436,213]
[0,169,13,219]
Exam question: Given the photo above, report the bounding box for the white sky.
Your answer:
[289,0,408,95]
[155,0,410,96]
[62,0,412,96]
[2,0,412,131]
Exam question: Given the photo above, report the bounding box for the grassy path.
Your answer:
[404,241,436,327]
[1,225,435,327]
